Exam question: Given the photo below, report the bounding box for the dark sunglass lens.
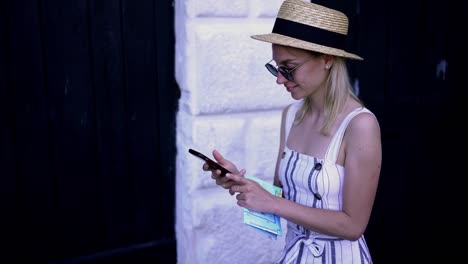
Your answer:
[278,67,293,81]
[265,64,278,77]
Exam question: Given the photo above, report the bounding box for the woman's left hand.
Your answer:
[226,173,278,214]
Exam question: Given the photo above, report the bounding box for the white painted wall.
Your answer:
[175,0,294,263]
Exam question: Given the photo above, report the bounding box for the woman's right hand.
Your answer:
[202,150,244,190]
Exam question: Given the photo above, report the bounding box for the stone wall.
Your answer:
[175,0,294,263]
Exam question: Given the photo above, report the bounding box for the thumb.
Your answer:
[212,149,226,164]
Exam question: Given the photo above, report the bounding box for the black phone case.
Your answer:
[188,148,231,175]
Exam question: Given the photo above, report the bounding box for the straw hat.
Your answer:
[251,0,363,60]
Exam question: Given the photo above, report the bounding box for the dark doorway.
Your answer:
[0,0,178,263]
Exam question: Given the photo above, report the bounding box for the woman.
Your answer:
[203,0,381,263]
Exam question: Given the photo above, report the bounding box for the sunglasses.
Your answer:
[265,56,315,81]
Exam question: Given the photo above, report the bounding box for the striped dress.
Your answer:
[277,101,373,264]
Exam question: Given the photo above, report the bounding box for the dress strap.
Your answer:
[283,100,302,143]
[324,107,372,163]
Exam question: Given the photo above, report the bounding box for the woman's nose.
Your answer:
[276,72,288,84]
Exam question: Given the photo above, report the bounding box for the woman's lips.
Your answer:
[285,85,296,92]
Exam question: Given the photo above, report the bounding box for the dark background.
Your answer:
[0,0,459,263]
[0,0,177,263]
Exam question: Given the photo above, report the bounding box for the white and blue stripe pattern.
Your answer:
[277,101,373,263]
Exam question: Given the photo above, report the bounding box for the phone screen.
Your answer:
[188,148,231,175]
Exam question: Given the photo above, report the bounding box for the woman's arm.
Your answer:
[228,112,382,241]
[274,112,381,240]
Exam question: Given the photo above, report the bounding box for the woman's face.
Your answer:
[271,44,330,100]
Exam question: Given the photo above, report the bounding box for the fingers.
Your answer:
[225,170,247,184]
[229,185,237,196]
[230,184,242,193]
[229,182,247,195]
[227,171,249,195]
[212,149,225,164]
[212,171,235,188]
[203,162,220,173]
[235,192,245,201]
[210,168,246,195]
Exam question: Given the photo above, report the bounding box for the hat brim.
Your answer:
[251,33,363,61]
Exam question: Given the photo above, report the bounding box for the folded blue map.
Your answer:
[243,175,283,240]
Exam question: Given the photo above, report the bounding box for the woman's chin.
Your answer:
[290,91,304,100]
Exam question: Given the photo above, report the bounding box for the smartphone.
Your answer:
[188,148,231,176]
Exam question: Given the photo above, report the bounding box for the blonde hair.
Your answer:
[294,57,362,136]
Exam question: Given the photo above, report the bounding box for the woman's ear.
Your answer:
[323,55,335,70]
